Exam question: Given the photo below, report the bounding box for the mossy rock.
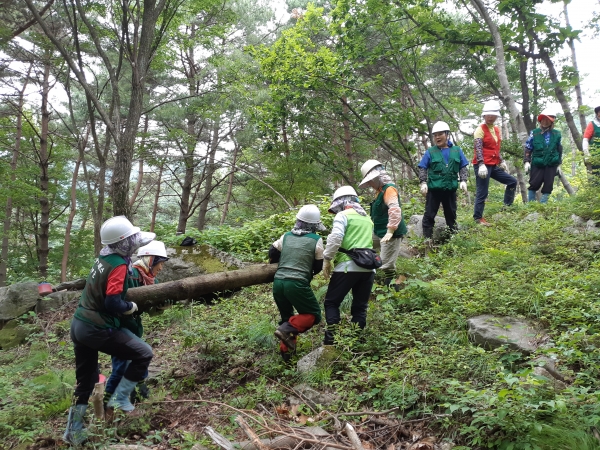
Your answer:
[0,320,36,349]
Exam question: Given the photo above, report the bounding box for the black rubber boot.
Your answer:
[274,322,299,352]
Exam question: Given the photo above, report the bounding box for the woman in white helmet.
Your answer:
[322,186,375,345]
[269,205,326,361]
[104,240,169,410]
[417,121,469,239]
[472,100,517,226]
[523,108,563,203]
[357,159,407,288]
[64,216,155,445]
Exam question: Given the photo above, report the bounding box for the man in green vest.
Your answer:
[358,159,407,288]
[418,121,469,239]
[582,106,600,178]
[269,205,325,361]
[322,186,375,345]
[63,216,155,445]
[523,108,562,203]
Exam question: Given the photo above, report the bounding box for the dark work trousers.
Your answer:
[473,163,517,220]
[422,189,457,239]
[324,271,375,329]
[528,165,558,194]
[70,318,153,405]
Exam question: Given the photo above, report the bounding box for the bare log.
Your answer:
[205,426,236,450]
[126,264,277,310]
[344,423,366,450]
[235,416,270,450]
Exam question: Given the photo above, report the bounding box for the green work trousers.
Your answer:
[273,279,322,325]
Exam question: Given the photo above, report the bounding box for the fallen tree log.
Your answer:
[125,263,277,310]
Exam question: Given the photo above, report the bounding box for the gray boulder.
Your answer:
[523,212,541,222]
[289,383,338,408]
[0,320,36,349]
[406,215,448,240]
[0,282,39,321]
[36,290,81,313]
[571,214,585,226]
[468,315,545,354]
[297,346,339,373]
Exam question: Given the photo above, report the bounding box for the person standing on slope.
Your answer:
[270,205,325,361]
[358,159,407,288]
[472,100,517,226]
[418,121,469,239]
[524,108,562,203]
[582,106,600,178]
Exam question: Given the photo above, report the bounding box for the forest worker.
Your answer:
[523,108,562,203]
[63,216,155,445]
[472,100,517,226]
[358,159,407,288]
[104,240,169,411]
[418,121,469,239]
[582,106,600,176]
[269,205,325,361]
[322,186,375,345]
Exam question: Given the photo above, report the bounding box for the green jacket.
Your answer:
[275,232,320,283]
[426,146,461,191]
[370,183,407,238]
[531,128,561,168]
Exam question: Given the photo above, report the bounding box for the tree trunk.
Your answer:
[129,115,149,207]
[197,118,220,231]
[150,162,163,233]
[125,264,278,310]
[37,57,52,279]
[62,158,82,282]
[564,1,586,132]
[221,143,239,225]
[341,97,355,185]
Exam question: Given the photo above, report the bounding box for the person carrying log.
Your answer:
[322,186,375,345]
[358,159,407,289]
[524,108,562,203]
[269,205,326,361]
[63,216,155,445]
[104,240,169,412]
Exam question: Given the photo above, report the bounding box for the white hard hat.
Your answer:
[358,159,384,188]
[137,240,168,258]
[296,205,322,224]
[100,216,154,245]
[481,100,501,117]
[538,107,558,122]
[332,185,358,201]
[431,121,450,134]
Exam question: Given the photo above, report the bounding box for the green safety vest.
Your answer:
[591,122,600,147]
[531,128,561,168]
[274,232,320,283]
[73,254,132,329]
[370,183,407,238]
[426,146,461,191]
[119,267,144,337]
[335,210,374,266]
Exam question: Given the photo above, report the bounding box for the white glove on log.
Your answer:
[420,183,428,195]
[322,260,333,280]
[499,161,508,172]
[124,302,138,315]
[524,162,531,174]
[478,165,488,179]
[459,181,468,193]
[381,230,394,243]
[583,138,590,157]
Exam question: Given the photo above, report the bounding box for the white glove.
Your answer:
[583,139,590,157]
[524,162,531,174]
[322,260,333,280]
[381,230,394,243]
[499,161,508,172]
[459,181,467,193]
[477,165,488,179]
[124,302,138,315]
[420,183,428,195]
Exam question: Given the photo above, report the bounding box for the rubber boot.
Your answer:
[527,190,537,202]
[274,322,299,352]
[323,324,337,345]
[540,193,550,204]
[107,377,137,412]
[63,404,87,445]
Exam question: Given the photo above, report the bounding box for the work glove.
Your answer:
[124,302,138,315]
[524,162,531,174]
[583,139,590,157]
[381,228,395,244]
[459,181,468,193]
[499,161,508,172]
[420,183,428,196]
[478,164,488,179]
[322,260,333,281]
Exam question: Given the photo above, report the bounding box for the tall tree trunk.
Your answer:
[129,115,149,207]
[150,162,163,233]
[62,157,82,282]
[221,143,239,225]
[0,63,32,286]
[563,1,586,131]
[177,118,200,234]
[37,57,52,279]
[197,118,220,231]
[341,97,355,185]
